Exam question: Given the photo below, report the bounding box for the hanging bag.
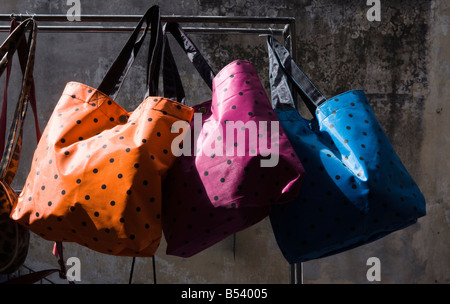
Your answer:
[266,36,426,263]
[161,23,305,258]
[0,18,40,274]
[11,6,194,257]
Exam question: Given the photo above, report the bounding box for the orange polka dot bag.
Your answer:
[267,36,426,264]
[11,6,194,257]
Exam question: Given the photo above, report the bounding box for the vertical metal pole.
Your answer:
[290,263,303,284]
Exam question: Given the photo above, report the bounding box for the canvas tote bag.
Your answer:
[267,36,426,264]
[161,23,305,258]
[0,18,40,274]
[11,6,194,257]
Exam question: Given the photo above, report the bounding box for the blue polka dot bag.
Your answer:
[267,36,426,264]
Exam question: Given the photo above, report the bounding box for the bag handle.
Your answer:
[10,19,41,143]
[97,5,162,100]
[0,19,41,159]
[161,22,216,103]
[1,242,74,285]
[0,18,37,180]
[160,32,187,103]
[267,35,326,114]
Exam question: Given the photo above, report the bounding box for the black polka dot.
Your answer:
[118,173,123,179]
[101,184,107,189]
[94,212,99,217]
[85,195,90,200]
[76,179,81,184]
[110,201,115,206]
[109,158,114,163]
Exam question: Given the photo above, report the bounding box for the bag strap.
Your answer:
[0,18,37,180]
[161,22,216,103]
[161,32,187,103]
[1,242,73,285]
[97,5,162,100]
[10,19,41,144]
[0,19,41,164]
[267,35,326,114]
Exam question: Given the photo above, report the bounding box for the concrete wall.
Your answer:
[0,0,448,284]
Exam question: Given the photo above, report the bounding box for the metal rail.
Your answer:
[0,14,294,24]
[0,14,296,56]
[0,25,285,35]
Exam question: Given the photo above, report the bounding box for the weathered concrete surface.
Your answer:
[0,0,448,284]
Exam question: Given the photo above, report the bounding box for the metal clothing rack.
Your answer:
[0,12,303,285]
